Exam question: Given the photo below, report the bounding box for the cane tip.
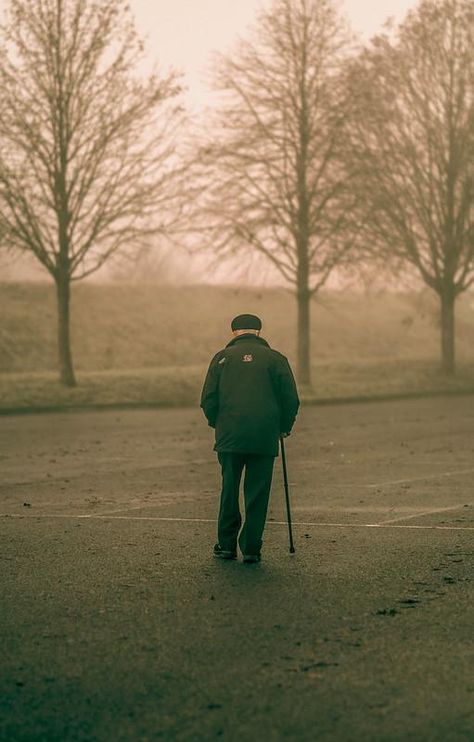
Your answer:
[289,547,296,554]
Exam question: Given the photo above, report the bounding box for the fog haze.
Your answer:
[0,0,417,286]
[129,0,416,108]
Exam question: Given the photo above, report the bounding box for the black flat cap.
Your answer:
[231,313,262,331]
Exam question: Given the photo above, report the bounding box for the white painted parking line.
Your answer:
[91,503,170,515]
[367,468,474,488]
[2,513,473,531]
[377,504,468,525]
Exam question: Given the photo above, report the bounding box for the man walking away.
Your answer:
[200,314,300,563]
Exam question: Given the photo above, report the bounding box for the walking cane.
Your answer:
[280,436,295,554]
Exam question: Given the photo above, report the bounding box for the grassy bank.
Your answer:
[1,281,474,375]
[1,360,474,413]
[1,281,473,411]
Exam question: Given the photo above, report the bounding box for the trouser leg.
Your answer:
[238,454,275,556]
[217,452,245,551]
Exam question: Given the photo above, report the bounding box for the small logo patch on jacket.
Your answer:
[218,357,226,365]
[243,354,253,362]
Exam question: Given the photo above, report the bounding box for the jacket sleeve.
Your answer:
[200,353,222,428]
[273,355,300,434]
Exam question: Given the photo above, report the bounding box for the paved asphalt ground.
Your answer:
[1,397,473,741]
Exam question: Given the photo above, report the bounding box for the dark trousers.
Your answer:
[217,452,275,555]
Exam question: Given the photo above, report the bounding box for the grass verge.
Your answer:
[1,360,473,414]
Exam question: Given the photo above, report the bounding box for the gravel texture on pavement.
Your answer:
[1,397,473,741]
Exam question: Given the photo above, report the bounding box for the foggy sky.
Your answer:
[0,0,417,106]
[129,0,416,107]
[0,0,417,284]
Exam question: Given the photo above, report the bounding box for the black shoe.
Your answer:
[213,544,237,560]
[242,554,261,564]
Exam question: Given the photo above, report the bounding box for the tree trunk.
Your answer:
[55,273,76,387]
[297,288,311,387]
[440,288,455,375]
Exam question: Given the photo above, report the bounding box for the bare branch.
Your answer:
[195,0,356,296]
[346,0,474,299]
[0,0,186,282]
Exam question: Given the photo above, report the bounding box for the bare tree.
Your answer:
[198,0,359,387]
[0,0,184,385]
[347,0,474,375]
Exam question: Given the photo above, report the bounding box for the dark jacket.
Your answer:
[200,334,300,457]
